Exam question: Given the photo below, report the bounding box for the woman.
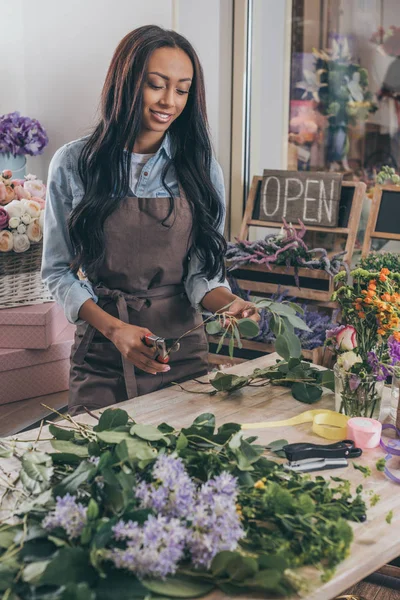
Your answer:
[42,25,257,415]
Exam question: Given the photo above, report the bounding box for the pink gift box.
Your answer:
[0,302,68,349]
[0,324,75,405]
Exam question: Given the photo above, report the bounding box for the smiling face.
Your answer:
[141,46,193,136]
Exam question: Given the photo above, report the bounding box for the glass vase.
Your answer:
[390,373,400,428]
[334,364,384,419]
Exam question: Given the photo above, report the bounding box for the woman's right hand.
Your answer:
[110,323,171,375]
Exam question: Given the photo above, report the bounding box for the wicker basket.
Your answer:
[0,243,53,309]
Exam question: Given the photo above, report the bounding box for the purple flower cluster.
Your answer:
[108,514,187,578]
[136,454,196,518]
[42,493,87,539]
[186,472,244,569]
[367,351,391,381]
[0,112,48,156]
[108,456,244,578]
[388,336,400,365]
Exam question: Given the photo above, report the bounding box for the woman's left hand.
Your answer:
[222,296,260,323]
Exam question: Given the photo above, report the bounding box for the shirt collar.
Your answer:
[160,132,172,159]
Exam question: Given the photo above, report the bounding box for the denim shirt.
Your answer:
[41,133,230,324]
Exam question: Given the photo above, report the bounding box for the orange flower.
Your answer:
[377,328,386,335]
[382,293,391,302]
[358,312,366,319]
[367,290,375,298]
[394,331,400,342]
[380,274,387,282]
[363,297,372,305]
[381,268,390,276]
[369,283,377,291]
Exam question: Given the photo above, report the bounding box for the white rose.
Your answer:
[4,200,24,218]
[13,233,30,253]
[21,199,41,219]
[17,224,27,234]
[337,351,362,372]
[21,213,32,225]
[0,230,14,252]
[24,179,46,199]
[39,209,44,231]
[27,219,43,243]
[8,216,21,229]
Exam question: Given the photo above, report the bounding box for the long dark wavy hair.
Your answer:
[68,25,226,282]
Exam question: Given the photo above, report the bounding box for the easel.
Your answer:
[207,176,365,368]
[362,184,400,257]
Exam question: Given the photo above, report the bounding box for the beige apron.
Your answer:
[68,190,208,415]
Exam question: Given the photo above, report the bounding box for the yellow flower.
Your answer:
[254,480,266,490]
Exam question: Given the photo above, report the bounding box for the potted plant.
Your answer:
[0,112,48,177]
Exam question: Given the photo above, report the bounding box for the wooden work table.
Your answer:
[1,354,399,600]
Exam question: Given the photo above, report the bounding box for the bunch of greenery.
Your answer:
[358,252,400,274]
[0,409,366,599]
[376,165,400,185]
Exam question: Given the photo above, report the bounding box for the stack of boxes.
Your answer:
[0,303,75,406]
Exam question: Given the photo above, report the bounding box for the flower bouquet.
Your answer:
[0,111,48,177]
[327,268,400,418]
[0,169,51,307]
[0,408,367,598]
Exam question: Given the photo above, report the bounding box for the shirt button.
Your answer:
[143,171,149,177]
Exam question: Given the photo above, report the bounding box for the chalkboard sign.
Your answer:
[239,176,365,265]
[362,185,400,256]
[259,170,343,227]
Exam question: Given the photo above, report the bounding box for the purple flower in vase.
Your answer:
[0,207,9,230]
[367,351,390,381]
[388,336,400,366]
[0,112,48,156]
[349,374,361,391]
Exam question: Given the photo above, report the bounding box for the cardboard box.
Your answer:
[0,302,68,349]
[0,324,75,405]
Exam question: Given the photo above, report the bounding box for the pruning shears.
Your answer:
[143,334,180,364]
[283,440,362,473]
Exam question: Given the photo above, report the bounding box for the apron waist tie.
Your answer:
[73,283,185,400]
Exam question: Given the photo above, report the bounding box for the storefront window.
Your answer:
[288,0,400,189]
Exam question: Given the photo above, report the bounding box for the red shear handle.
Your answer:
[143,334,170,364]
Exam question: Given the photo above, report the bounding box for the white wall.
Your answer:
[0,0,232,191]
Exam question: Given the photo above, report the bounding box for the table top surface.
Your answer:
[1,353,399,600]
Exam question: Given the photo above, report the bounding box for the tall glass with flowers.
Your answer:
[327,267,400,418]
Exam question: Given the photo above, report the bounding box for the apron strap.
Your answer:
[74,283,185,400]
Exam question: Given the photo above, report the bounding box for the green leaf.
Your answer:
[95,571,151,599]
[61,583,96,600]
[176,433,188,450]
[243,568,282,591]
[119,438,157,462]
[142,575,215,598]
[258,554,288,571]
[87,498,99,521]
[130,423,167,442]
[40,548,96,586]
[205,320,222,335]
[0,528,18,549]
[216,328,228,353]
[286,314,311,331]
[237,317,259,338]
[228,334,235,358]
[287,301,304,315]
[95,408,129,431]
[192,413,216,430]
[292,382,322,404]
[96,431,131,444]
[20,452,54,495]
[288,357,301,370]
[227,556,259,581]
[22,560,50,584]
[50,440,89,457]
[210,372,248,392]
[266,439,288,453]
[275,335,291,361]
[275,332,302,360]
[211,550,241,576]
[233,324,243,349]
[18,489,53,514]
[49,424,75,441]
[53,460,95,496]
[319,368,335,391]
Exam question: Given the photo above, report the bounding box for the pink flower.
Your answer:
[26,219,42,243]
[11,179,25,187]
[1,170,12,179]
[0,185,15,206]
[24,178,46,199]
[337,325,357,351]
[0,207,9,230]
[0,230,14,252]
[31,195,45,209]
[14,185,32,200]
